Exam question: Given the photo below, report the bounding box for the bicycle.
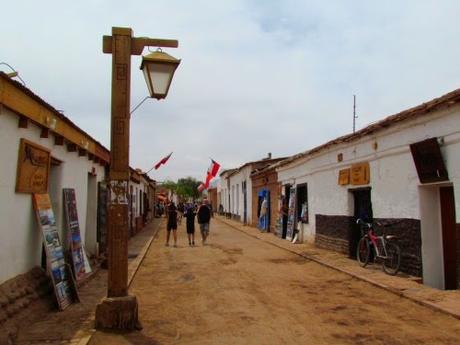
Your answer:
[356,219,401,275]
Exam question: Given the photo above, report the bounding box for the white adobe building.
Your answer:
[276,88,460,290]
[0,72,110,285]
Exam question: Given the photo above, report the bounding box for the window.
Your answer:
[296,184,308,223]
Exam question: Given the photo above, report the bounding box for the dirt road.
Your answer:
[90,219,460,344]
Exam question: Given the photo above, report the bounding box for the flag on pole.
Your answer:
[154,152,173,170]
[204,173,213,189]
[197,183,205,192]
[207,159,221,178]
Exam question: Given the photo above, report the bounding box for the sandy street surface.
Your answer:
[89,219,460,345]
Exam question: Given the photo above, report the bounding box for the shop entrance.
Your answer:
[350,188,372,258]
[440,186,457,290]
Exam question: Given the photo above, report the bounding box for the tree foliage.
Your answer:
[160,177,201,200]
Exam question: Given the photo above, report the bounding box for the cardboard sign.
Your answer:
[16,139,50,193]
[350,162,370,185]
[338,169,350,185]
[63,189,92,281]
[32,193,78,310]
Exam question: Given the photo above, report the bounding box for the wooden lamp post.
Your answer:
[95,27,179,330]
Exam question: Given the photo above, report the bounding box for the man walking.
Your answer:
[197,199,211,245]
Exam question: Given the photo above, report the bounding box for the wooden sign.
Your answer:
[338,169,350,185]
[32,193,79,310]
[410,138,448,183]
[16,139,50,193]
[351,162,370,185]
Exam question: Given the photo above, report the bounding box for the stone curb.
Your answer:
[217,217,460,321]
[128,220,163,287]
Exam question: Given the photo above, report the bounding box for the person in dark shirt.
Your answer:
[184,204,196,246]
[197,199,211,244]
[166,201,178,247]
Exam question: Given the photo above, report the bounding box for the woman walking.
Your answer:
[184,203,196,246]
[166,201,178,247]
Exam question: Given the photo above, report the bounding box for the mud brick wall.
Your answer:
[315,215,353,254]
[0,267,52,332]
[315,215,423,277]
[374,218,422,277]
[315,234,348,254]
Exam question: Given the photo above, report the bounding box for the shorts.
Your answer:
[199,223,210,234]
[167,222,177,231]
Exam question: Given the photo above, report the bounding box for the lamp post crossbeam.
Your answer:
[103,36,179,55]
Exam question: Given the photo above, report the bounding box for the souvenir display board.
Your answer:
[286,187,296,241]
[16,139,50,193]
[63,188,92,281]
[32,193,78,310]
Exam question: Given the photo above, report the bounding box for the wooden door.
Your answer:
[440,186,457,290]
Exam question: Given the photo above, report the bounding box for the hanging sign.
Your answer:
[350,162,370,185]
[32,193,78,310]
[16,139,50,193]
[63,188,92,281]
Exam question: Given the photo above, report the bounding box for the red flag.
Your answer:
[207,159,220,177]
[204,173,213,189]
[154,152,173,170]
[197,183,205,192]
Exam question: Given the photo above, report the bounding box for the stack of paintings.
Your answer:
[33,193,78,310]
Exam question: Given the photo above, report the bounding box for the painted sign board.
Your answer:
[63,189,92,281]
[16,139,50,193]
[350,162,370,185]
[338,168,350,185]
[286,187,296,241]
[32,193,78,310]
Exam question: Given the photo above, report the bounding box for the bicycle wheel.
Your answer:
[356,237,370,267]
[383,242,401,275]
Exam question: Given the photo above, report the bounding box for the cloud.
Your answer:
[1,0,459,181]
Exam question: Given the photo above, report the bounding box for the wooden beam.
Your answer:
[93,156,100,164]
[78,148,87,157]
[88,153,94,161]
[0,77,110,162]
[54,135,64,146]
[67,143,77,152]
[18,116,28,128]
[40,127,49,138]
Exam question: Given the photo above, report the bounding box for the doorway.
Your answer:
[440,186,457,290]
[350,188,373,258]
[282,185,291,239]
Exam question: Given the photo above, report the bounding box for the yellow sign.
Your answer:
[350,162,370,185]
[338,169,350,185]
[16,139,51,193]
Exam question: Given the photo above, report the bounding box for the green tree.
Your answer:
[176,177,201,200]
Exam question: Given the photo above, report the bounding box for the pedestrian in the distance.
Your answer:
[197,199,211,245]
[166,201,178,247]
[184,203,196,246]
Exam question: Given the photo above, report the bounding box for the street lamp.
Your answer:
[95,27,179,331]
[141,50,181,100]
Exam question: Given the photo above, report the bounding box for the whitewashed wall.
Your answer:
[278,105,460,231]
[0,108,106,284]
[228,166,252,222]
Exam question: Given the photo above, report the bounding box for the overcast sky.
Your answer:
[2,1,459,182]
